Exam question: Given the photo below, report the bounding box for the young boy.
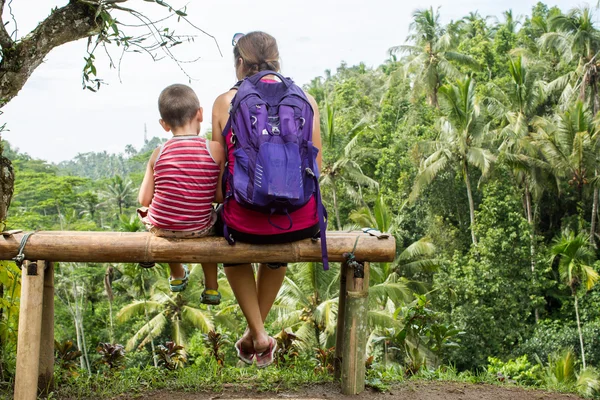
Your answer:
[138,83,224,305]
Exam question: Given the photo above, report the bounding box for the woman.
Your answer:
[212,31,323,368]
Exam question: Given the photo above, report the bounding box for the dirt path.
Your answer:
[130,382,583,400]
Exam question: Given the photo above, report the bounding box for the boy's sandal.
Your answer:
[201,289,221,305]
[255,337,277,368]
[235,339,255,365]
[139,262,155,269]
[169,265,189,292]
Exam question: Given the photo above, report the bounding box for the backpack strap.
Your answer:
[307,141,329,271]
[247,70,291,88]
[231,80,242,91]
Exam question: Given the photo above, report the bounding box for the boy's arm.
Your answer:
[138,147,161,207]
[209,141,226,203]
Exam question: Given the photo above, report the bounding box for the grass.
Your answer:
[0,357,334,399]
[0,359,591,399]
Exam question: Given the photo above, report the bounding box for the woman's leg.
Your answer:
[256,264,287,320]
[224,264,270,352]
[239,263,287,351]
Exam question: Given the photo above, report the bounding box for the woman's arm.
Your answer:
[211,91,236,151]
[306,93,323,170]
[138,147,160,207]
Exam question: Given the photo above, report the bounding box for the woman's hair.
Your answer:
[234,31,280,77]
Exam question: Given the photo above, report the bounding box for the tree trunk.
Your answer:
[524,184,539,323]
[574,293,586,369]
[0,153,14,227]
[141,274,158,368]
[463,162,478,246]
[0,1,101,106]
[331,179,342,230]
[0,282,4,381]
[72,280,91,374]
[108,300,114,344]
[590,186,598,247]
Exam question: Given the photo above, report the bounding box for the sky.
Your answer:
[2,0,579,163]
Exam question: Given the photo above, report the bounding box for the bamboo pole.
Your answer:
[334,260,348,380]
[341,262,370,395]
[14,261,44,400]
[38,261,54,394]
[0,231,395,264]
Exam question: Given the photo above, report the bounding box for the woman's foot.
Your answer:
[255,336,277,368]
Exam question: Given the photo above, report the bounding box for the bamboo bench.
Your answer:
[0,230,395,399]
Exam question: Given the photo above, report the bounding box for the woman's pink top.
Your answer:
[222,79,319,235]
[148,136,220,231]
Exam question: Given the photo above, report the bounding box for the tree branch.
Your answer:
[0,0,14,49]
[0,0,101,105]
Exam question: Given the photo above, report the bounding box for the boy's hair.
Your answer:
[158,84,200,128]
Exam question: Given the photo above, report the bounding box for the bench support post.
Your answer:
[341,261,370,395]
[38,261,54,394]
[334,260,348,380]
[14,261,44,400]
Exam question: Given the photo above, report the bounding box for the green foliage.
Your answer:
[5,2,600,395]
[487,355,541,385]
[518,320,600,368]
[433,179,540,369]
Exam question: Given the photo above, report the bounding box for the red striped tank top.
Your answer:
[148,136,220,231]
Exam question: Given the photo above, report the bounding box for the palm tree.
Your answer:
[458,11,492,40]
[498,10,522,35]
[101,175,135,216]
[541,6,600,113]
[487,56,549,316]
[117,265,214,351]
[76,190,101,221]
[551,230,599,369]
[319,109,379,230]
[275,262,341,349]
[541,7,600,242]
[533,101,600,234]
[410,77,495,246]
[389,7,479,107]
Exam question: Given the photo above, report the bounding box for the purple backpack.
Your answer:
[222,70,329,270]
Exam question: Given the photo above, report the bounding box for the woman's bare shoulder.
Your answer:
[303,91,319,110]
[213,89,237,111]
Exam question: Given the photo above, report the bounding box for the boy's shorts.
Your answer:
[137,207,216,238]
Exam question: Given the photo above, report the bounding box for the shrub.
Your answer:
[96,343,126,371]
[155,341,187,370]
[517,320,600,367]
[487,355,541,385]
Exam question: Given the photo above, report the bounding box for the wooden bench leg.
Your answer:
[334,261,348,380]
[341,261,370,395]
[38,261,54,394]
[14,261,44,400]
